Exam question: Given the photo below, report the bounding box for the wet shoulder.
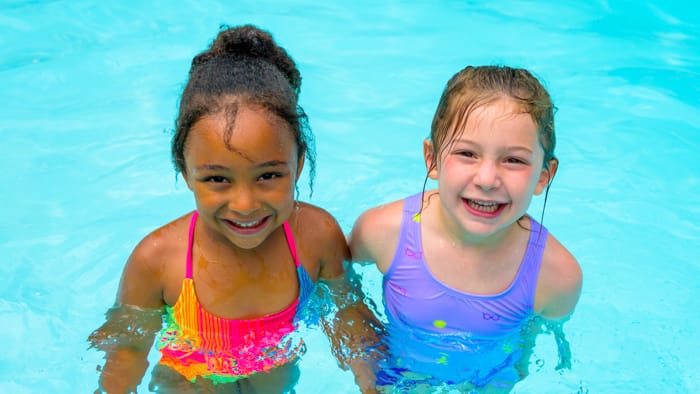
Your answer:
[535,232,583,319]
[350,196,407,271]
[131,213,192,268]
[289,202,349,281]
[123,213,193,304]
[115,213,192,307]
[355,197,406,236]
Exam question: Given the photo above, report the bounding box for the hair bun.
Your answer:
[210,25,274,59]
[199,24,301,93]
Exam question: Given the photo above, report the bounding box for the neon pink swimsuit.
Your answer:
[156,211,315,384]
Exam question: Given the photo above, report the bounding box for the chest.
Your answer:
[164,243,310,319]
[420,241,526,295]
[197,257,300,316]
[383,263,532,338]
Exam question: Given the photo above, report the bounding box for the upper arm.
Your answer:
[535,235,583,320]
[347,210,376,264]
[295,204,350,282]
[348,201,402,273]
[317,214,351,281]
[115,232,168,309]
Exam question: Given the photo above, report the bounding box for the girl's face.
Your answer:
[182,105,302,250]
[425,97,555,241]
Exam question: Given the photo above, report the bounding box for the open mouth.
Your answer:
[223,216,270,235]
[464,198,506,217]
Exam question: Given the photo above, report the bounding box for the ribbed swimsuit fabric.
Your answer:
[156,211,315,383]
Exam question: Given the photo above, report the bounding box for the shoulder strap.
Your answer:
[185,211,198,279]
[402,192,423,215]
[282,221,301,267]
[514,217,548,303]
[385,193,425,276]
[401,192,424,238]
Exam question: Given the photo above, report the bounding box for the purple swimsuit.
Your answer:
[380,192,547,388]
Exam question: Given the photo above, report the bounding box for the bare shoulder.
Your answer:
[290,202,350,281]
[292,202,346,244]
[117,213,192,308]
[349,197,406,272]
[535,232,583,320]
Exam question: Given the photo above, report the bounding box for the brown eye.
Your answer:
[505,157,527,165]
[258,172,283,181]
[205,176,228,183]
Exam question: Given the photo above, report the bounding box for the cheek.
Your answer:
[190,188,221,207]
[437,157,462,179]
[267,178,297,201]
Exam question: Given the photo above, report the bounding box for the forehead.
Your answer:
[468,97,532,125]
[186,106,297,162]
[449,97,537,140]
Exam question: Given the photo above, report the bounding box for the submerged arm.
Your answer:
[89,305,163,393]
[519,234,583,376]
[325,202,405,392]
[321,266,385,394]
[305,206,385,393]
[89,234,167,393]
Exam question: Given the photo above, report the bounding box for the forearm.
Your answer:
[322,303,383,393]
[89,304,162,393]
[319,269,387,392]
[98,348,150,394]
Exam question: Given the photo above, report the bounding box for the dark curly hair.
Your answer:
[171,24,316,194]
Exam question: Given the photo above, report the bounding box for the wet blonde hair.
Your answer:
[428,65,556,173]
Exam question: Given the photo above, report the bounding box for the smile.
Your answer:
[231,218,264,228]
[223,216,270,235]
[464,198,506,217]
[467,199,501,213]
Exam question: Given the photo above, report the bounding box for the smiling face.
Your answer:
[425,97,556,241]
[182,104,302,250]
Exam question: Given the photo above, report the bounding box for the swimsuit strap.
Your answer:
[282,221,301,267]
[186,214,299,277]
[403,192,423,214]
[282,220,315,316]
[186,211,198,279]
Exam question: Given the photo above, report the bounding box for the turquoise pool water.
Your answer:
[1,1,699,393]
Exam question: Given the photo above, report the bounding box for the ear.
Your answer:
[534,158,558,195]
[180,170,195,191]
[423,139,439,180]
[295,154,305,181]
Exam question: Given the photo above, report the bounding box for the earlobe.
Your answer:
[423,139,439,180]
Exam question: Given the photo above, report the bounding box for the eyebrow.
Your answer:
[195,160,289,172]
[451,140,534,154]
[503,146,534,155]
[256,160,289,168]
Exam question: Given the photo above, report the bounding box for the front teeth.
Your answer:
[467,199,500,212]
[232,219,263,228]
[471,199,498,206]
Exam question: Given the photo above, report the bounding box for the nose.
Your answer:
[474,161,500,191]
[228,184,259,215]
